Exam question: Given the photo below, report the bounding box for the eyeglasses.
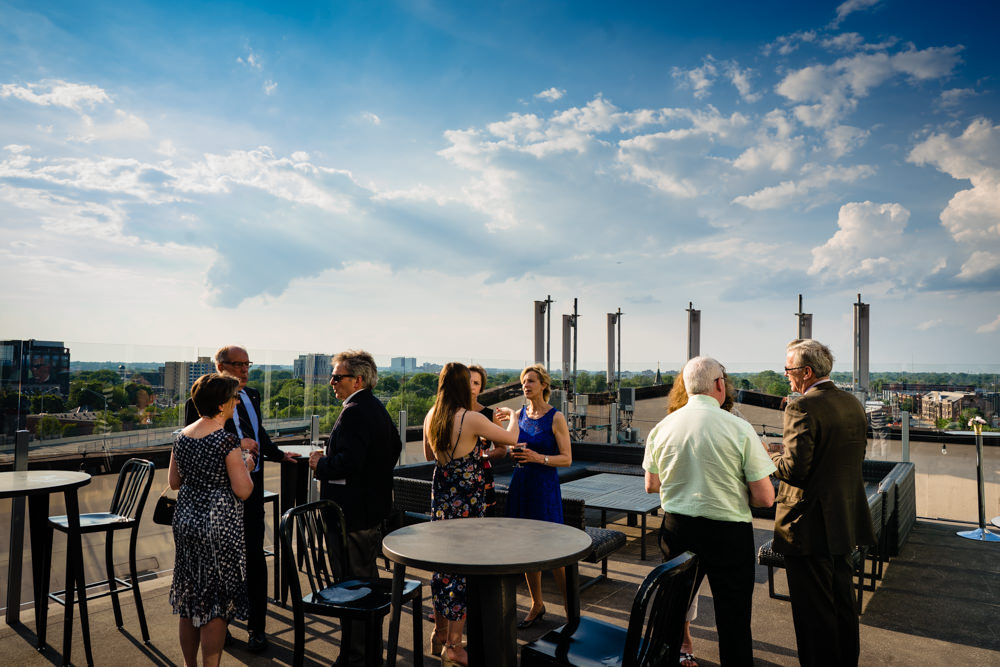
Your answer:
[222,361,253,369]
[330,374,357,383]
[784,366,807,373]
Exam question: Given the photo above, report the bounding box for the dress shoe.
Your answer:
[517,607,546,629]
[224,630,233,647]
[247,631,269,653]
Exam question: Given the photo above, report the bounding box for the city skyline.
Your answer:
[1,1,998,370]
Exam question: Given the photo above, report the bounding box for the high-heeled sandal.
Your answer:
[430,632,466,655]
[440,643,468,667]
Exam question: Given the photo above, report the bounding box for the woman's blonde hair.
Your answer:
[520,364,552,402]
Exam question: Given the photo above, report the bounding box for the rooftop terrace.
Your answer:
[2,403,998,665]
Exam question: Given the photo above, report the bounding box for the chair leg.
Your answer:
[106,530,124,629]
[129,529,150,642]
[272,499,280,602]
[293,605,305,667]
[411,586,423,667]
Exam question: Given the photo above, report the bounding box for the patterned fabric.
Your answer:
[505,407,563,524]
[430,426,486,620]
[169,429,249,628]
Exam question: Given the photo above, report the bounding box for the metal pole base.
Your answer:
[957,527,1000,542]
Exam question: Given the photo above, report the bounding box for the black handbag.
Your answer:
[152,488,177,525]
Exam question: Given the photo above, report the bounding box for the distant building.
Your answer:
[163,356,215,399]
[0,339,71,396]
[921,391,974,424]
[294,353,333,385]
[391,357,417,373]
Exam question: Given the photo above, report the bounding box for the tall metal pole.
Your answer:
[686,302,701,360]
[957,421,1000,542]
[796,294,813,339]
[572,298,579,395]
[546,294,553,372]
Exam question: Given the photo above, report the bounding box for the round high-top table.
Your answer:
[382,517,592,667]
[0,470,92,666]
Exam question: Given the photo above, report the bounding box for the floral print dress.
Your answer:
[430,412,485,620]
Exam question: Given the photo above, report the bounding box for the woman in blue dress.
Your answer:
[423,362,521,666]
[505,363,573,629]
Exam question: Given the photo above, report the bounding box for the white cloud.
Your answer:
[362,111,382,125]
[917,319,943,331]
[938,88,976,109]
[809,201,909,278]
[291,151,310,162]
[732,163,874,209]
[158,140,177,157]
[831,0,881,28]
[263,80,277,95]
[957,251,1000,280]
[977,314,1000,334]
[673,57,718,99]
[732,109,803,171]
[764,31,816,57]
[725,63,762,103]
[71,109,150,143]
[535,87,565,101]
[1,80,110,110]
[908,118,1000,277]
[776,46,962,128]
[237,51,262,69]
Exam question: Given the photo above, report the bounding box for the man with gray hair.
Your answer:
[309,349,401,666]
[644,356,776,664]
[770,339,875,666]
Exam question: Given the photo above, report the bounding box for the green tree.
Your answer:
[31,393,66,413]
[378,375,400,394]
[405,373,438,398]
[36,415,65,438]
[385,392,434,426]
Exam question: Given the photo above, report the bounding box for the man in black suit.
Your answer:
[184,345,297,653]
[769,339,876,666]
[309,349,401,667]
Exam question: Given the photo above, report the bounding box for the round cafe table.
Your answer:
[0,470,92,666]
[382,517,592,667]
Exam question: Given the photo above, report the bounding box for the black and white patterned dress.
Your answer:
[169,428,249,627]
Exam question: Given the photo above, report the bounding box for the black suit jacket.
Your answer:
[771,382,876,556]
[313,388,401,532]
[184,386,283,463]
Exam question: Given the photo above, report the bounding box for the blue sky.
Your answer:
[1,0,998,371]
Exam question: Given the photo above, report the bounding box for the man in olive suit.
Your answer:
[769,339,875,666]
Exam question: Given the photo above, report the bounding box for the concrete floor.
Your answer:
[1,510,998,665]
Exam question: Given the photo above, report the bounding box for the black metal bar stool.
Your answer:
[45,458,156,643]
[262,489,280,601]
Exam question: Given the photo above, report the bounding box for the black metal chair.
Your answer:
[262,489,281,601]
[521,551,698,667]
[279,500,423,667]
[45,458,155,643]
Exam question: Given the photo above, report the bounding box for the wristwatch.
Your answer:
[544,456,550,466]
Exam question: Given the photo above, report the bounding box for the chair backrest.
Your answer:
[621,551,698,667]
[109,458,155,521]
[279,499,349,599]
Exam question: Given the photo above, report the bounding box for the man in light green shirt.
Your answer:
[643,356,775,665]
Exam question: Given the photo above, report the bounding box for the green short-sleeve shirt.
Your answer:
[643,394,776,522]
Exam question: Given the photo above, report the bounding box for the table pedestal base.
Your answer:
[957,527,1000,542]
[466,574,519,667]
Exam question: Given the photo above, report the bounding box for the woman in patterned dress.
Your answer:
[168,373,255,667]
[422,362,521,667]
[504,364,573,629]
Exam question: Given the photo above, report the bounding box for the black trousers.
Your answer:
[659,513,755,666]
[784,553,859,667]
[331,524,383,667]
[243,468,269,635]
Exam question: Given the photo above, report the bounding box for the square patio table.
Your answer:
[561,473,662,560]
